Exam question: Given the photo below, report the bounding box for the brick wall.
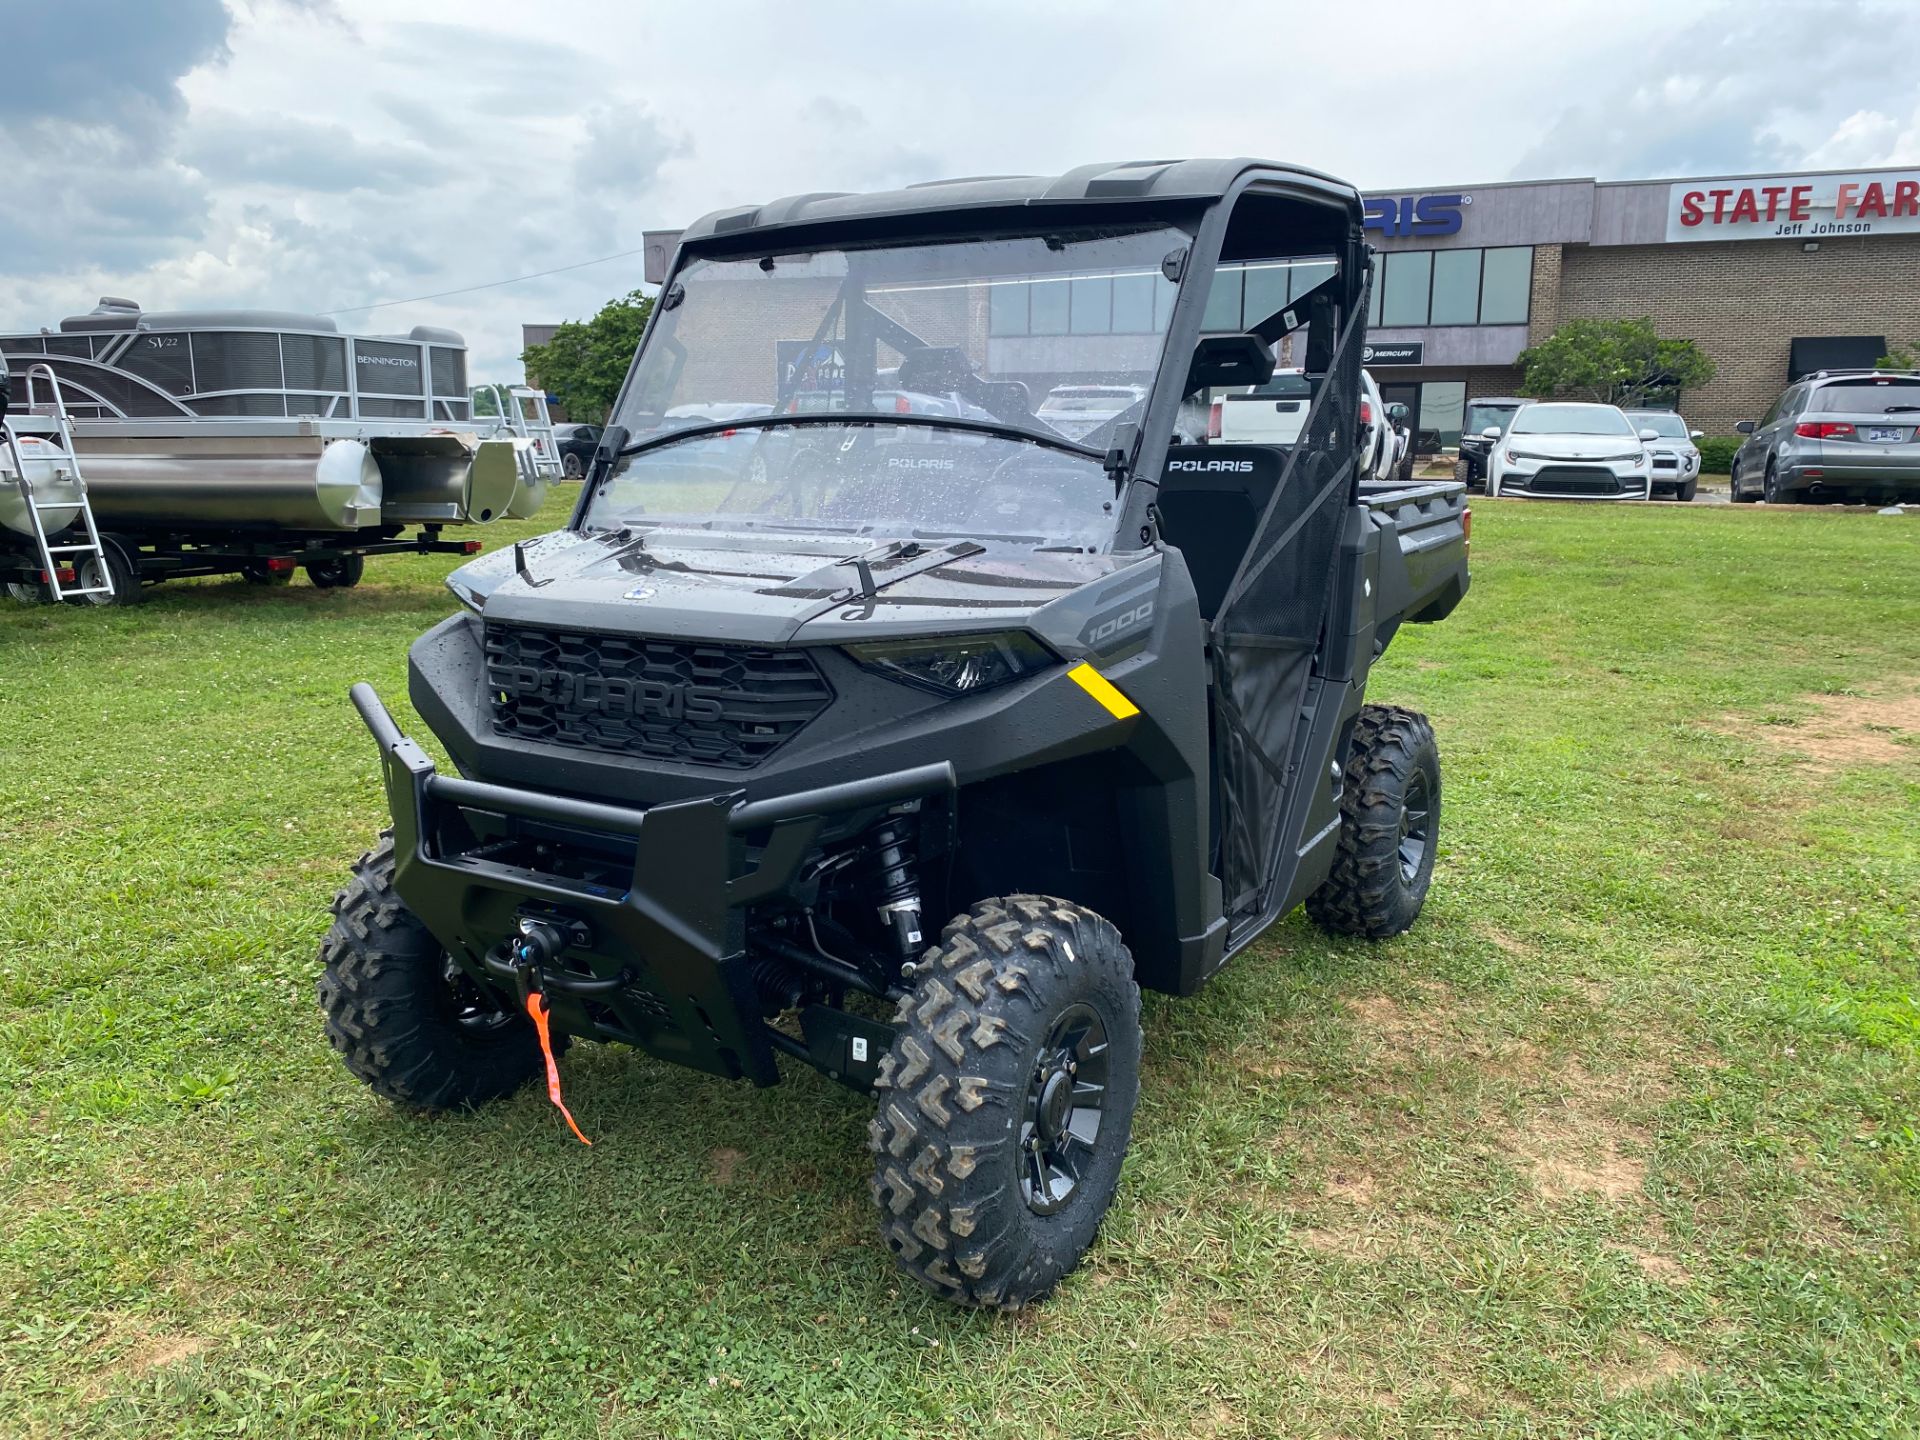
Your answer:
[1556,234,1920,435]
[1526,244,1563,345]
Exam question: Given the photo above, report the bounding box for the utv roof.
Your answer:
[678,158,1363,248]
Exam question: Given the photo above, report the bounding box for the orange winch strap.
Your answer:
[524,992,592,1146]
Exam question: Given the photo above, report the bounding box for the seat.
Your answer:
[1154,447,1283,622]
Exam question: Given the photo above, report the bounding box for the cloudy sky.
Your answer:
[6,0,1918,380]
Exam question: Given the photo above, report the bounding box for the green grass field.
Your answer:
[3,494,1917,1438]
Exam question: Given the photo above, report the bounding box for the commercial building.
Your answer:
[625,163,1920,447]
[1358,164,1920,446]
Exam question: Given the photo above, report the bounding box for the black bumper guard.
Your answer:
[350,682,954,1085]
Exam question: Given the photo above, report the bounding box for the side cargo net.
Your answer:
[1208,276,1367,924]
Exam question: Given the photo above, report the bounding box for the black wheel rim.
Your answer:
[1397,769,1432,885]
[1018,1003,1110,1215]
[440,955,516,1035]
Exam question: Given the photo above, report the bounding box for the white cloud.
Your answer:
[5,0,1919,379]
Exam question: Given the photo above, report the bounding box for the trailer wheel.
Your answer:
[6,579,54,604]
[65,538,143,607]
[306,553,366,589]
[1307,705,1440,939]
[317,835,554,1112]
[869,895,1141,1310]
[241,559,292,586]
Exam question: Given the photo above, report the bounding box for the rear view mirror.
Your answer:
[1734,420,1756,434]
[1185,333,1275,394]
[1481,426,1503,440]
[1639,428,1660,442]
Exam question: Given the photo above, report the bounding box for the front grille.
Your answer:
[1651,455,1679,470]
[1524,467,1626,496]
[484,623,833,769]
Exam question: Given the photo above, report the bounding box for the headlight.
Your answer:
[846,631,1057,696]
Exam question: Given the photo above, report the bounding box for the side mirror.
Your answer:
[1481,426,1503,440]
[1734,420,1756,434]
[1184,333,1275,393]
[1689,429,1704,440]
[1638,428,1661,442]
[1386,402,1409,423]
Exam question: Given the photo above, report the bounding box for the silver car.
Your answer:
[1731,370,1920,505]
[1624,410,1704,502]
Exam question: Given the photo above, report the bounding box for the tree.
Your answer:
[520,289,655,423]
[1878,340,1919,371]
[1517,316,1716,408]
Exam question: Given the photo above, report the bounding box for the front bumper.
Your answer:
[350,682,952,1084]
[1498,462,1652,500]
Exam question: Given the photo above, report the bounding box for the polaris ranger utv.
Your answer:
[319,158,1469,1309]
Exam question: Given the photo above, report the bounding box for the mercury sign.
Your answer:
[1665,171,1920,242]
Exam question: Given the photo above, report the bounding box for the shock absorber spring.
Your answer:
[867,812,924,961]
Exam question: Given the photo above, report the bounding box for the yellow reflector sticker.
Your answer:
[1066,662,1140,721]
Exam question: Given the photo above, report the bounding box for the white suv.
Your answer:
[1486,402,1656,500]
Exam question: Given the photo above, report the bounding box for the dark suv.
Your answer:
[1731,370,1920,504]
[1454,397,1524,489]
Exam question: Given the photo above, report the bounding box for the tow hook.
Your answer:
[482,915,603,1006]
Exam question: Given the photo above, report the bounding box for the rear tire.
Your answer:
[317,836,553,1111]
[1307,705,1441,939]
[869,895,1141,1310]
[1763,461,1790,505]
[562,452,584,479]
[306,553,365,589]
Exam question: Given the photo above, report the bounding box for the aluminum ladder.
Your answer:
[4,364,114,601]
[471,383,564,484]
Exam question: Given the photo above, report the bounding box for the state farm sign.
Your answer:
[1665,171,1920,242]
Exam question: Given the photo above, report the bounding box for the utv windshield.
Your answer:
[587,226,1187,549]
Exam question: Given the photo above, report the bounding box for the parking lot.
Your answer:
[4,491,1915,1438]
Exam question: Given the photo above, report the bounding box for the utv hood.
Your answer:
[450,526,1131,644]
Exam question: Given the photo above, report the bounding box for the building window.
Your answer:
[1478,246,1532,325]
[1069,276,1111,334]
[1364,246,1533,328]
[1428,250,1483,327]
[988,283,1027,336]
[1029,279,1070,336]
[1381,252,1433,327]
[1112,273,1156,333]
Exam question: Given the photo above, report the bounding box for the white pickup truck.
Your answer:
[1213,367,1396,480]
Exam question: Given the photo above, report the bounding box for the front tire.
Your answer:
[1674,477,1698,503]
[317,837,552,1111]
[869,896,1141,1310]
[1307,705,1441,939]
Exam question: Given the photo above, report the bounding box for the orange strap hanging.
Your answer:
[524,992,592,1146]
